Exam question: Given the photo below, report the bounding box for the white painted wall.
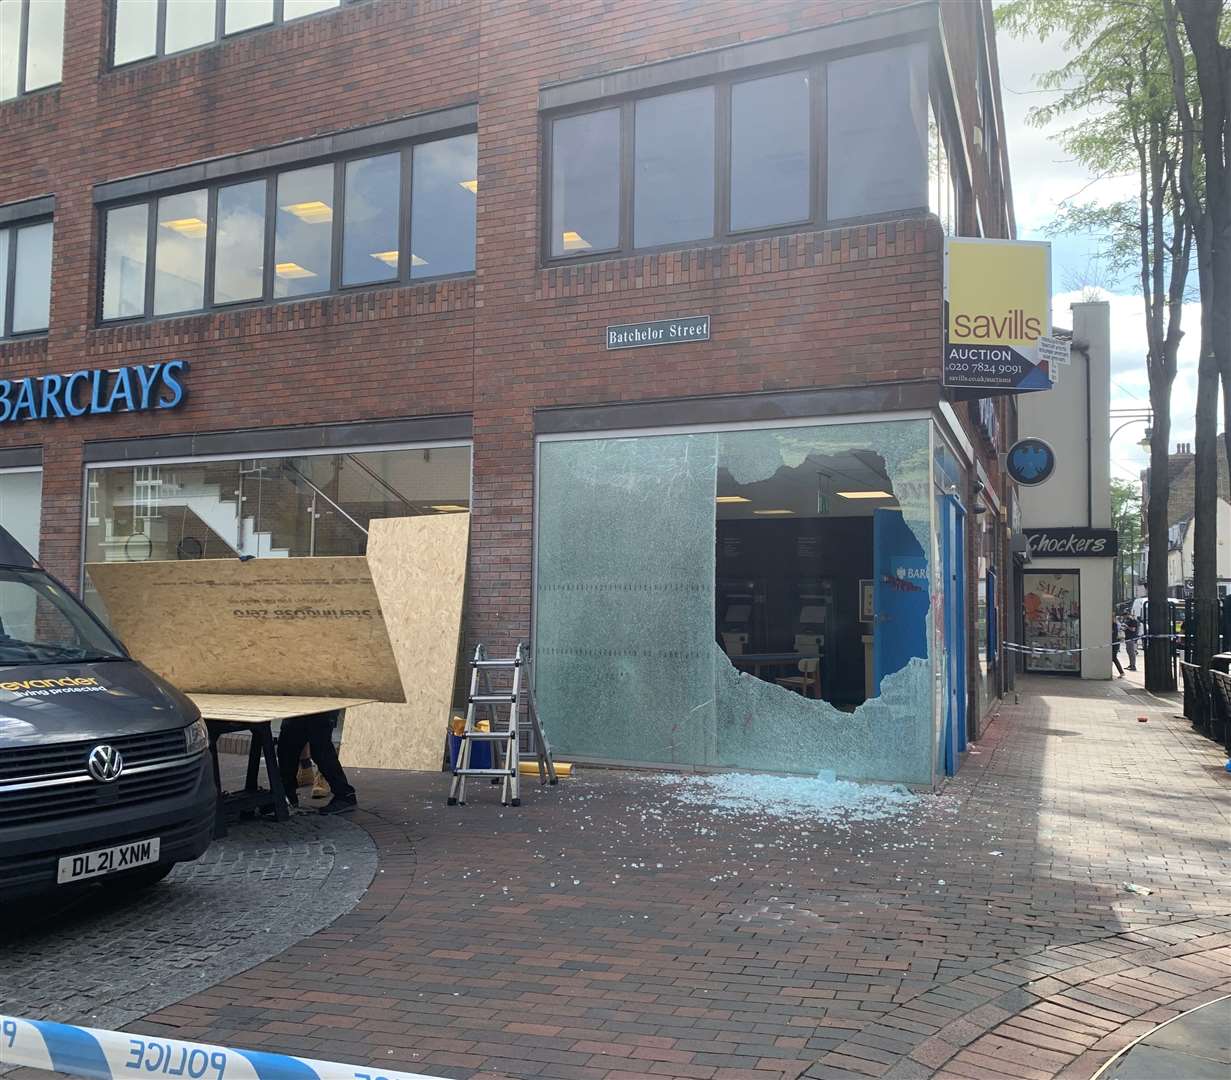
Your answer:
[1172,499,1231,587]
[1018,302,1115,679]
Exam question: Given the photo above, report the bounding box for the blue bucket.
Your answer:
[448,732,492,771]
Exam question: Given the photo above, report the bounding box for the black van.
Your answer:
[0,526,214,901]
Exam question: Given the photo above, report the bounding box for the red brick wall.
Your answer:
[0,0,1011,696]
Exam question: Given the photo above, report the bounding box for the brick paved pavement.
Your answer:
[6,674,1229,1080]
[0,814,376,1074]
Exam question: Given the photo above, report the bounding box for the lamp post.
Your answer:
[1109,409,1153,446]
[1108,412,1151,608]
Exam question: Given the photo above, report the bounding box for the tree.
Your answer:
[1162,0,1229,669]
[999,0,1193,690]
[1111,478,1145,603]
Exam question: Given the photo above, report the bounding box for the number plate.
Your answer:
[56,838,160,884]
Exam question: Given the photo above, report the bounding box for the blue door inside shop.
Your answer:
[871,507,929,688]
[942,496,967,776]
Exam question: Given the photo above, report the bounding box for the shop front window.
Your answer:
[82,446,470,612]
[973,511,999,715]
[535,419,936,784]
[0,468,43,650]
[1022,571,1080,673]
[0,469,41,559]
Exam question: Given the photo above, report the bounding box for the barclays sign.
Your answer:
[0,360,188,425]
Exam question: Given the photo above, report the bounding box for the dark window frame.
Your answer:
[1,0,64,101]
[108,0,370,70]
[97,127,476,327]
[540,39,937,267]
[0,213,54,340]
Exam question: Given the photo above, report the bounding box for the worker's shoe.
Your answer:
[311,773,330,799]
[295,764,315,788]
[318,794,357,816]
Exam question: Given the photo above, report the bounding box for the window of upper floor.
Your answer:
[0,0,65,102]
[929,96,960,237]
[0,206,54,338]
[543,41,963,263]
[98,131,476,324]
[111,0,366,68]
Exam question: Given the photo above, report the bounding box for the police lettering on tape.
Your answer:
[1,1016,445,1080]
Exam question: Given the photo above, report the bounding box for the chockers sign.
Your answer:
[943,238,1052,392]
[1025,527,1119,558]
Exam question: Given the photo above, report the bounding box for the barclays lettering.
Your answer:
[0,361,187,425]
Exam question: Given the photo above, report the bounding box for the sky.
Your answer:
[993,13,1204,485]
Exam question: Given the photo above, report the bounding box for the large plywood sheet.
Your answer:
[189,694,374,723]
[340,513,469,772]
[88,558,405,701]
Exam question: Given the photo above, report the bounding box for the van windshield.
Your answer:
[0,568,125,665]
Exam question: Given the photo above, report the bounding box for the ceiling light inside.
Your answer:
[410,254,428,266]
[430,504,469,513]
[561,230,591,252]
[274,262,316,279]
[458,179,478,193]
[160,217,208,238]
[836,490,894,500]
[282,200,333,224]
[371,250,399,266]
[753,509,794,516]
[716,496,751,504]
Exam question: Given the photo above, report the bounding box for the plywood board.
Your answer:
[87,558,405,701]
[340,513,469,772]
[188,693,374,723]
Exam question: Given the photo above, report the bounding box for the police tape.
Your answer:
[0,1015,445,1080]
[1003,633,1181,657]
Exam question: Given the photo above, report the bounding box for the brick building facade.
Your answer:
[0,0,1018,786]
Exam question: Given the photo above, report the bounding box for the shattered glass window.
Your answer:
[535,420,937,785]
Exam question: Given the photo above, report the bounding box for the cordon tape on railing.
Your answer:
[1003,633,1182,657]
[0,1015,446,1080]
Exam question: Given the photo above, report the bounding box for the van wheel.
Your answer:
[103,863,175,892]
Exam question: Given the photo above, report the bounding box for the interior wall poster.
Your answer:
[859,579,874,622]
[1022,571,1080,673]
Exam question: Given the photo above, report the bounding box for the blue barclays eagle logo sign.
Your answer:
[1006,438,1055,486]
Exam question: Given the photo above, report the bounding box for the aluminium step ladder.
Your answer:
[447,642,557,806]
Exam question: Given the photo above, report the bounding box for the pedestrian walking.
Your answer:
[1124,613,1140,671]
[1111,616,1125,677]
[276,713,357,815]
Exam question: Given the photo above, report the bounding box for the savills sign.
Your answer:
[1025,527,1118,558]
[943,238,1052,393]
[0,361,188,425]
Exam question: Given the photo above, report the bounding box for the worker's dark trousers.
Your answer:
[277,714,355,800]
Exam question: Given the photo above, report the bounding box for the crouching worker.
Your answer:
[277,712,357,815]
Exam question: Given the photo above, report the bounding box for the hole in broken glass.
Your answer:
[716,447,921,709]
